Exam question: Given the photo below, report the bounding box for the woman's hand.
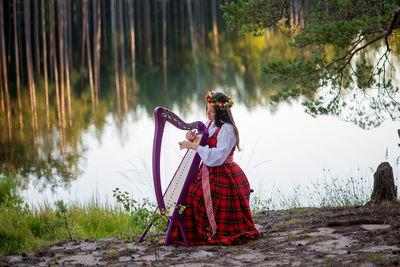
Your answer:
[179,141,199,151]
[185,130,196,142]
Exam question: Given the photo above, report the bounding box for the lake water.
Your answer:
[22,99,400,207]
[1,0,399,207]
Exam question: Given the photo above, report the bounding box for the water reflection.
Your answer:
[0,0,399,195]
[300,48,400,129]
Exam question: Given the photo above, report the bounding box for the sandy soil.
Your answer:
[2,203,400,266]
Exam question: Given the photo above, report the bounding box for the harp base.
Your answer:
[138,218,189,248]
[137,221,153,243]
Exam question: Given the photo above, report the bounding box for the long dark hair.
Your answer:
[209,92,241,151]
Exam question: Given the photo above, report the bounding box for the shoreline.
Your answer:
[2,203,400,266]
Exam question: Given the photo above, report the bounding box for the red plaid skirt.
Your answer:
[169,161,260,245]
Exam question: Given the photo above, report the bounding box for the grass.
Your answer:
[322,255,333,265]
[363,252,384,262]
[103,251,120,260]
[286,232,295,239]
[286,218,301,226]
[271,223,283,231]
[1,168,397,254]
[0,176,165,254]
[250,171,375,212]
[309,236,319,243]
[0,198,136,253]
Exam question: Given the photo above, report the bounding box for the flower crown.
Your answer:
[205,90,234,111]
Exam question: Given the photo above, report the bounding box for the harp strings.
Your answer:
[160,122,187,198]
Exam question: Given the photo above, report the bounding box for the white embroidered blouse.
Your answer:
[196,120,236,167]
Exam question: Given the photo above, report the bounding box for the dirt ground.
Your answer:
[2,203,400,266]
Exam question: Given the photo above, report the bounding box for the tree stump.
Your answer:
[370,162,398,204]
[398,129,400,147]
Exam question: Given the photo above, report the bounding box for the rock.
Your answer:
[360,224,391,231]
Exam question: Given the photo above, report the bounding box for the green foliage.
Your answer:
[354,58,375,89]
[364,252,384,262]
[250,195,272,213]
[113,188,168,242]
[0,176,35,253]
[222,0,400,129]
[267,171,372,210]
[221,0,285,36]
[112,187,187,243]
[0,176,25,208]
[0,177,143,253]
[0,178,188,253]
[54,200,73,241]
[0,208,34,253]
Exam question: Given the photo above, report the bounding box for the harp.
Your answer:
[138,107,209,247]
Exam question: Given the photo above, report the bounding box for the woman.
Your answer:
[170,91,260,245]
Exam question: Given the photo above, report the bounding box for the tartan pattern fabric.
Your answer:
[169,126,260,245]
[201,163,217,235]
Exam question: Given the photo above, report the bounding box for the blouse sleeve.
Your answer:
[196,123,236,167]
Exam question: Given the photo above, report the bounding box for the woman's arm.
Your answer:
[196,123,236,167]
[185,130,196,142]
[185,120,211,142]
[179,120,212,149]
[179,140,199,150]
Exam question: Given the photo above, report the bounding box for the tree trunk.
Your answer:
[81,0,87,69]
[370,162,398,204]
[13,0,24,139]
[41,0,49,132]
[290,0,297,30]
[0,67,4,119]
[194,0,200,48]
[84,0,95,114]
[50,0,64,153]
[162,0,167,91]
[1,0,11,140]
[111,0,121,117]
[144,0,152,66]
[65,0,72,127]
[203,0,209,39]
[34,0,41,76]
[67,0,73,71]
[167,1,172,52]
[212,0,220,79]
[1,70,7,145]
[24,0,39,134]
[153,0,159,64]
[50,0,61,126]
[128,0,137,91]
[136,0,143,62]
[186,0,197,65]
[173,0,178,48]
[180,0,185,49]
[16,1,25,79]
[199,0,205,49]
[94,0,101,106]
[49,0,54,80]
[75,0,83,53]
[101,0,108,65]
[58,0,66,130]
[186,0,200,91]
[118,0,128,113]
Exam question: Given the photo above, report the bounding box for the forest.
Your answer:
[0,0,229,188]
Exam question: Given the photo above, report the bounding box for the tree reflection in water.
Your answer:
[0,0,399,192]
